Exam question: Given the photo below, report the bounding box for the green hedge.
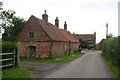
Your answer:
[102,37,120,66]
[2,41,17,53]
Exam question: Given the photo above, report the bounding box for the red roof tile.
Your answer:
[60,29,78,42]
[74,34,96,40]
[33,16,78,42]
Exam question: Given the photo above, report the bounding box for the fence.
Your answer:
[0,50,19,68]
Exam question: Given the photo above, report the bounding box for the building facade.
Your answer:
[73,33,96,49]
[16,10,78,58]
[96,39,105,50]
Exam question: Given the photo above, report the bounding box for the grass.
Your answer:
[101,53,120,78]
[0,71,2,79]
[20,63,35,66]
[20,52,85,63]
[2,67,32,79]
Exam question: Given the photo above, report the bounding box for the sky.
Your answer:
[1,0,119,43]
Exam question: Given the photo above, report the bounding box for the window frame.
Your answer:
[28,32,35,38]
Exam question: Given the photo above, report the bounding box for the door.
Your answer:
[29,46,36,58]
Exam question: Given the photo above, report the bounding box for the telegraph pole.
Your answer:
[106,23,108,38]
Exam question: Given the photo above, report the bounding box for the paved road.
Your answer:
[46,51,111,78]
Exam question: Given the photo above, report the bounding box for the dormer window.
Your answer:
[28,32,34,38]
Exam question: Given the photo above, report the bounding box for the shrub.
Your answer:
[102,37,120,66]
[2,41,17,53]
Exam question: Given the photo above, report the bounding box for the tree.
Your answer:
[0,10,26,41]
[107,33,113,38]
[0,1,3,10]
[0,1,3,37]
[79,39,95,49]
[79,39,89,49]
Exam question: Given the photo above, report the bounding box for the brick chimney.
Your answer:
[64,21,67,30]
[55,17,59,28]
[42,10,48,22]
[94,32,96,35]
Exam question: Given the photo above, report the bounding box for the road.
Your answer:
[46,51,111,78]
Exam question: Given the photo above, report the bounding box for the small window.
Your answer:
[64,45,67,51]
[28,32,34,38]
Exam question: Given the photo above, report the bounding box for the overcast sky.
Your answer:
[1,0,119,43]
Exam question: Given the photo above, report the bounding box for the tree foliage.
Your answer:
[107,33,113,38]
[102,37,120,66]
[1,41,17,53]
[0,1,3,10]
[0,1,3,35]
[0,10,26,41]
[79,39,95,49]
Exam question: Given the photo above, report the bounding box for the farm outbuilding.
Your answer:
[16,10,79,58]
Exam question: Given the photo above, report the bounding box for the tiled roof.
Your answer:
[33,16,78,42]
[99,39,105,44]
[60,29,78,42]
[74,34,96,40]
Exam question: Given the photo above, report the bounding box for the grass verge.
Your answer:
[20,52,85,63]
[101,53,120,78]
[2,67,32,79]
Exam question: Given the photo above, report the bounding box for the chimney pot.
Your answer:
[64,21,67,30]
[55,17,59,28]
[44,10,47,14]
[42,10,48,22]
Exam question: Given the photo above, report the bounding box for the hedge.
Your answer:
[102,37,120,66]
[1,41,17,53]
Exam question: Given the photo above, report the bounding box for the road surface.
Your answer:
[46,51,111,78]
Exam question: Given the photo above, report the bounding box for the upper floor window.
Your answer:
[28,32,34,38]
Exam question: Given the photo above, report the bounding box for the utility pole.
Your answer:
[106,23,108,38]
[118,2,120,79]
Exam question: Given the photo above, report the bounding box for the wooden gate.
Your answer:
[0,50,19,68]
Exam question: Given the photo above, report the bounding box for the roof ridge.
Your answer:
[29,15,78,42]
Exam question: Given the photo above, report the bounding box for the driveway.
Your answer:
[20,61,67,78]
[46,51,111,78]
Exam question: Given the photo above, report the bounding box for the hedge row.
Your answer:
[102,37,120,66]
[1,41,17,53]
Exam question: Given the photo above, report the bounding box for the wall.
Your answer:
[51,42,69,57]
[51,42,78,57]
[16,16,50,42]
[18,42,51,58]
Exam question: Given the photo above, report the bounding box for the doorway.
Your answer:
[29,46,36,58]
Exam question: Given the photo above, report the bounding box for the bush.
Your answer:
[102,37,120,66]
[2,41,17,53]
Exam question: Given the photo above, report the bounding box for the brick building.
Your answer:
[73,33,96,49]
[96,39,105,50]
[16,10,78,58]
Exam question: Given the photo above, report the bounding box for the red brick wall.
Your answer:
[16,17,52,58]
[18,42,51,58]
[16,17,50,42]
[69,43,78,54]
[17,17,79,58]
[51,42,69,57]
[18,41,78,58]
[51,42,78,57]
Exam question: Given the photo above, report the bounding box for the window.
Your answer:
[64,45,67,51]
[28,32,34,38]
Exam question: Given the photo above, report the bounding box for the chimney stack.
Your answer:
[94,32,96,35]
[55,17,59,28]
[42,10,48,22]
[64,21,67,30]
